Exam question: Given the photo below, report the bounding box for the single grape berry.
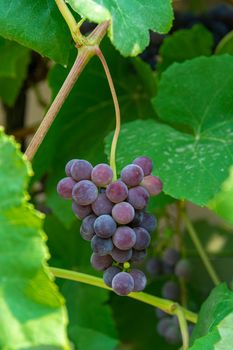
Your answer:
[106,180,128,203]
[121,164,144,187]
[163,248,180,267]
[146,257,162,277]
[157,317,173,337]
[155,308,167,319]
[128,186,149,210]
[133,156,153,176]
[57,177,76,199]
[72,201,92,220]
[133,227,151,250]
[141,212,157,232]
[80,214,97,241]
[130,269,147,291]
[91,235,113,256]
[112,202,135,225]
[70,159,93,181]
[90,253,113,271]
[72,180,98,205]
[103,266,121,287]
[141,175,163,196]
[113,226,136,250]
[175,259,191,280]
[65,159,76,176]
[130,249,147,263]
[111,247,132,263]
[112,272,134,296]
[162,281,180,301]
[94,214,117,238]
[92,192,113,216]
[91,163,113,186]
[164,324,181,345]
[130,210,143,227]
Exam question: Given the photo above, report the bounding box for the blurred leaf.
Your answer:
[215,30,233,55]
[158,24,214,73]
[190,284,233,350]
[0,48,30,106]
[33,41,157,227]
[62,281,118,350]
[106,56,233,205]
[67,0,173,56]
[208,166,233,226]
[0,1,73,65]
[0,129,69,349]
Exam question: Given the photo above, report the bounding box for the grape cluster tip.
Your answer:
[57,156,163,296]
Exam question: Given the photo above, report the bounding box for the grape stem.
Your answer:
[95,47,121,180]
[55,0,86,46]
[49,267,197,323]
[175,305,189,350]
[25,21,109,161]
[182,211,221,286]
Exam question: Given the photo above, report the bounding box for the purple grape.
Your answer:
[113,226,136,250]
[128,186,149,210]
[130,249,147,263]
[121,164,144,187]
[94,214,117,238]
[141,212,157,232]
[112,272,134,296]
[130,210,143,227]
[141,175,163,196]
[175,259,191,280]
[162,261,174,275]
[90,253,113,271]
[80,214,97,241]
[112,202,135,225]
[91,236,113,255]
[163,248,180,267]
[103,266,121,287]
[155,308,167,319]
[91,191,113,216]
[130,269,147,291]
[70,159,93,181]
[65,159,76,176]
[57,177,76,199]
[91,163,113,186]
[111,247,132,263]
[72,201,92,220]
[106,180,128,203]
[146,258,162,277]
[164,324,181,344]
[157,317,173,336]
[133,156,153,176]
[162,281,180,301]
[133,227,151,250]
[72,180,98,205]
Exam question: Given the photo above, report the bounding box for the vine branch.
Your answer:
[175,305,189,350]
[50,267,197,324]
[183,211,220,286]
[95,47,121,180]
[25,21,109,161]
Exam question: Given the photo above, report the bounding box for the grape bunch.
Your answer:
[147,248,192,344]
[57,156,163,296]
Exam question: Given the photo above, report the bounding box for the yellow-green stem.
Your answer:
[95,47,121,180]
[183,212,220,286]
[55,0,85,46]
[175,305,189,350]
[50,267,197,324]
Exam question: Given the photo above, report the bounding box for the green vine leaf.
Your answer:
[105,55,233,205]
[0,129,69,349]
[0,1,73,65]
[189,284,233,350]
[0,38,30,106]
[67,0,174,56]
[157,24,214,73]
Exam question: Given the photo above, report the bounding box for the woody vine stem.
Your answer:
[23,1,200,349]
